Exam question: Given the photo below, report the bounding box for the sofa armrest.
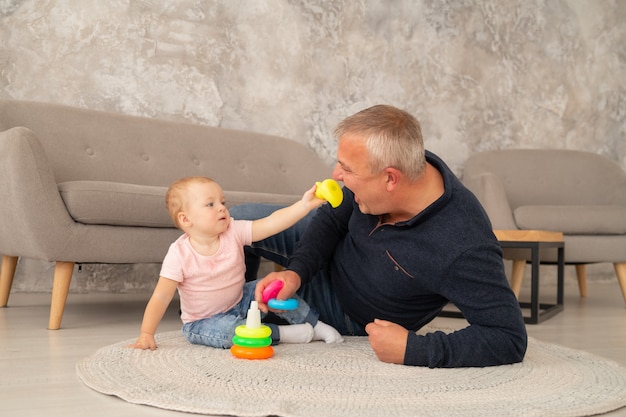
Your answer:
[463,172,518,230]
[0,127,76,260]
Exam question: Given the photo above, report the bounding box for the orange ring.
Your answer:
[230,345,274,359]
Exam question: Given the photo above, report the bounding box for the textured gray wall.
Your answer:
[1,0,624,292]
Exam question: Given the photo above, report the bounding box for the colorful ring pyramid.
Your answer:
[230,301,274,359]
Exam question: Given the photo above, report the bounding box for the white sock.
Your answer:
[277,323,314,344]
[313,321,344,343]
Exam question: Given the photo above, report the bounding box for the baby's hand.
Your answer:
[302,184,326,210]
[127,333,157,350]
[314,179,343,208]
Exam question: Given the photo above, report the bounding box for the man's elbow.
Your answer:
[505,331,528,364]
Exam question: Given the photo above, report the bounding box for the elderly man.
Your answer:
[233,104,527,368]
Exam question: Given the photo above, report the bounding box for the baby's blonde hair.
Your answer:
[166,176,216,229]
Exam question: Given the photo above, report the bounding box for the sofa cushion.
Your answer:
[58,181,302,228]
[514,205,626,235]
[59,181,173,227]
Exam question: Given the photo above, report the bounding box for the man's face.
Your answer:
[332,134,388,215]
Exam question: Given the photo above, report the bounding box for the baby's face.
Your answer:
[183,181,230,236]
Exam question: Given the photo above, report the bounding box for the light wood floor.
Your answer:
[1,281,625,417]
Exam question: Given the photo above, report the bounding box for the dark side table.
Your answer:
[494,230,564,324]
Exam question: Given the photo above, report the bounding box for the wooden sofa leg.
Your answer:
[510,260,525,299]
[575,264,588,298]
[0,255,19,307]
[48,261,75,330]
[614,263,626,305]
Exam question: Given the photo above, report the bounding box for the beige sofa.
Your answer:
[0,99,332,329]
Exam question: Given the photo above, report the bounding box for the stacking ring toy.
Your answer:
[268,298,299,310]
[235,324,272,339]
[231,344,274,360]
[262,280,284,303]
[315,179,343,208]
[232,335,272,348]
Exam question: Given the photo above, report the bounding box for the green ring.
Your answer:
[235,324,272,339]
[232,335,272,348]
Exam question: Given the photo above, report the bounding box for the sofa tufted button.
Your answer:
[142,154,150,162]
[85,147,94,156]
[192,158,200,166]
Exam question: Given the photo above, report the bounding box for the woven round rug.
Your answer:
[77,331,626,417]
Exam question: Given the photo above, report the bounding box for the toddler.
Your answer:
[129,176,342,350]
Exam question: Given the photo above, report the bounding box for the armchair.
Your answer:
[462,149,626,303]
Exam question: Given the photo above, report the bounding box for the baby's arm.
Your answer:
[128,277,178,350]
[251,184,324,242]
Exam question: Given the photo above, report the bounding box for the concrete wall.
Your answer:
[1,0,624,292]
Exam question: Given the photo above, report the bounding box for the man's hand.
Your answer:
[127,332,157,350]
[254,270,302,313]
[365,319,409,364]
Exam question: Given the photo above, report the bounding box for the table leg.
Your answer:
[557,246,564,305]
[530,244,540,324]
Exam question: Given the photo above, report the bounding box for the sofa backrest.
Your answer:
[0,100,332,194]
[463,149,626,209]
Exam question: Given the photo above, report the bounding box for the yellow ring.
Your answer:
[315,179,343,208]
[230,345,274,360]
[235,324,272,339]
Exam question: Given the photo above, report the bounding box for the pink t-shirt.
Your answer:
[160,219,253,323]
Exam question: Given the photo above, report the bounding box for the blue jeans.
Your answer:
[181,280,318,348]
[230,204,366,336]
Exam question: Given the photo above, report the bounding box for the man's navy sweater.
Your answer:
[288,151,527,367]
